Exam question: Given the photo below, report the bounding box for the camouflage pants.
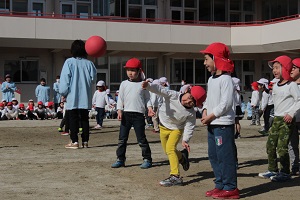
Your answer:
[267,116,293,174]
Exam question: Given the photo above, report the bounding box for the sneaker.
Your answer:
[258,171,277,179]
[159,175,183,187]
[152,130,160,134]
[234,132,241,139]
[61,132,69,136]
[256,123,261,126]
[270,172,291,182]
[79,128,83,132]
[58,127,63,132]
[211,188,240,199]
[140,159,152,169]
[205,188,222,197]
[93,124,101,129]
[111,160,125,168]
[82,142,88,148]
[145,124,153,129]
[65,142,79,149]
[180,149,190,171]
[258,129,268,135]
[249,122,256,126]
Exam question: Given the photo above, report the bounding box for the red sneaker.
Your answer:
[205,188,222,197]
[211,188,240,199]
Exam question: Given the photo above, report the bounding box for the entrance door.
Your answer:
[30,0,45,16]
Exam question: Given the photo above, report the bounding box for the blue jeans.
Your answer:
[116,112,152,162]
[95,107,105,126]
[207,124,237,191]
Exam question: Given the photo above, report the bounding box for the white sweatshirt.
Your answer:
[117,80,152,114]
[92,90,109,108]
[203,74,235,125]
[250,90,260,107]
[146,83,196,143]
[261,91,274,110]
[272,81,300,117]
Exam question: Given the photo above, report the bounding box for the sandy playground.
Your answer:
[0,118,299,200]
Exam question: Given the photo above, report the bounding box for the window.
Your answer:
[129,0,141,4]
[77,3,90,18]
[243,60,255,72]
[12,0,28,15]
[171,0,182,7]
[195,59,208,84]
[145,58,158,79]
[4,60,39,83]
[0,0,10,13]
[62,3,74,18]
[31,1,44,16]
[93,0,109,16]
[199,0,211,21]
[129,6,141,18]
[144,0,156,5]
[214,0,226,21]
[261,60,272,81]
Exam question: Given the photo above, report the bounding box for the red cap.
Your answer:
[200,42,234,73]
[7,102,12,106]
[268,82,274,89]
[190,86,206,107]
[268,55,293,81]
[124,58,142,69]
[0,103,4,107]
[251,82,259,90]
[38,101,43,105]
[19,103,25,108]
[292,58,300,68]
[48,102,54,107]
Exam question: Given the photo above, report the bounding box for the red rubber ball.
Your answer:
[85,36,107,58]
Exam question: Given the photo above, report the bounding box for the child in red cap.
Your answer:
[111,58,154,169]
[26,99,37,120]
[200,42,239,199]
[18,103,27,120]
[258,55,300,182]
[250,81,261,126]
[142,80,206,186]
[34,101,46,120]
[0,102,5,120]
[4,102,18,120]
[288,58,300,176]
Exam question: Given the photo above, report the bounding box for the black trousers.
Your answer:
[264,105,274,132]
[68,109,89,143]
[60,110,70,132]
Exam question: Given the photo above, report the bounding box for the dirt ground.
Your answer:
[0,118,299,200]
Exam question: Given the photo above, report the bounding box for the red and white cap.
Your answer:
[124,58,142,69]
[7,102,12,106]
[38,101,43,105]
[292,58,300,68]
[190,86,206,107]
[251,82,259,90]
[268,55,293,81]
[200,42,234,73]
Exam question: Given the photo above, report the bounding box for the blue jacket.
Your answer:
[53,82,61,103]
[1,81,16,102]
[59,57,97,110]
[35,85,50,103]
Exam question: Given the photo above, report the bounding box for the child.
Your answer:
[232,77,243,139]
[46,102,57,119]
[150,79,163,134]
[59,39,97,149]
[92,80,109,129]
[0,103,6,120]
[27,99,37,120]
[111,57,154,169]
[2,99,7,107]
[246,97,252,120]
[142,80,206,186]
[35,78,50,104]
[288,58,300,176]
[58,97,70,136]
[200,42,239,199]
[257,78,274,135]
[34,101,47,120]
[258,55,300,182]
[18,103,27,120]
[4,102,18,120]
[250,81,260,126]
[56,102,64,119]
[11,98,19,109]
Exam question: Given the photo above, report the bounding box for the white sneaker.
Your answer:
[94,124,101,129]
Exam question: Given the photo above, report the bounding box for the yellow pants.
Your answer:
[159,125,183,176]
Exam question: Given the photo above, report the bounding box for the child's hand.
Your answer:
[141,80,149,89]
[284,113,293,123]
[182,140,190,152]
[147,107,155,117]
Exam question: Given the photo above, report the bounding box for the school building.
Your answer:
[0,0,300,102]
